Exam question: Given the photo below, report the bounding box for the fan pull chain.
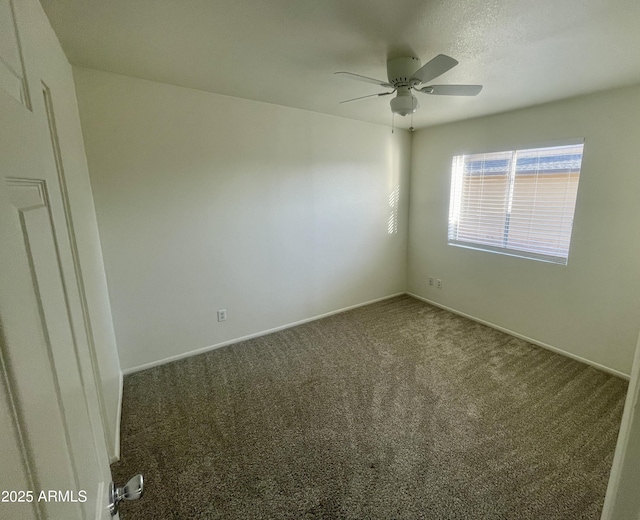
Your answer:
[391,113,395,134]
[410,111,414,132]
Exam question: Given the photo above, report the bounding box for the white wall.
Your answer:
[14,0,122,460]
[73,68,410,372]
[408,86,640,376]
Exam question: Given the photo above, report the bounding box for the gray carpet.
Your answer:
[112,295,627,519]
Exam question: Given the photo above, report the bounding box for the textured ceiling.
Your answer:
[40,0,640,129]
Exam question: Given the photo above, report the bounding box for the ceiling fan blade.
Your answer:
[339,91,395,104]
[417,84,483,96]
[335,71,393,88]
[410,54,458,84]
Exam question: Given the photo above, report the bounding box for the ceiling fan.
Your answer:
[335,55,482,116]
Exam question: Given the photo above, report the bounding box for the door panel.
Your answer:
[0,166,84,520]
[7,177,103,519]
[0,0,30,107]
[0,351,40,520]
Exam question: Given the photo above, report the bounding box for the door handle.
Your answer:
[108,474,144,516]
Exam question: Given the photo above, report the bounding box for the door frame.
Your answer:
[601,329,640,519]
[41,79,115,463]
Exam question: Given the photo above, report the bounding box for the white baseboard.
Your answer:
[406,292,630,381]
[122,292,406,375]
[109,370,123,464]
[121,290,630,380]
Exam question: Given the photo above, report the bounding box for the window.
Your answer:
[448,141,583,264]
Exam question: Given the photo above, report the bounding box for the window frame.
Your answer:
[447,138,585,265]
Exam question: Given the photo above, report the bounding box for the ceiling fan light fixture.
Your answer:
[390,93,419,116]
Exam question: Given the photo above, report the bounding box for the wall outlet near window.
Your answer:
[429,277,434,286]
[437,279,442,289]
[217,309,227,322]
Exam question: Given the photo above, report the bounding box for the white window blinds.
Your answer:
[448,142,584,264]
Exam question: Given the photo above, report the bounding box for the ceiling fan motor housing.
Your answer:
[387,57,422,116]
[386,56,422,87]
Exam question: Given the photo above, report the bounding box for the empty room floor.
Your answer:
[112,295,627,519]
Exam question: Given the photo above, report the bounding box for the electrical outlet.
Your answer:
[437,279,442,289]
[429,277,434,286]
[217,309,227,322]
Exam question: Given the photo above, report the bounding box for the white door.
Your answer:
[0,1,114,518]
[601,331,640,519]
